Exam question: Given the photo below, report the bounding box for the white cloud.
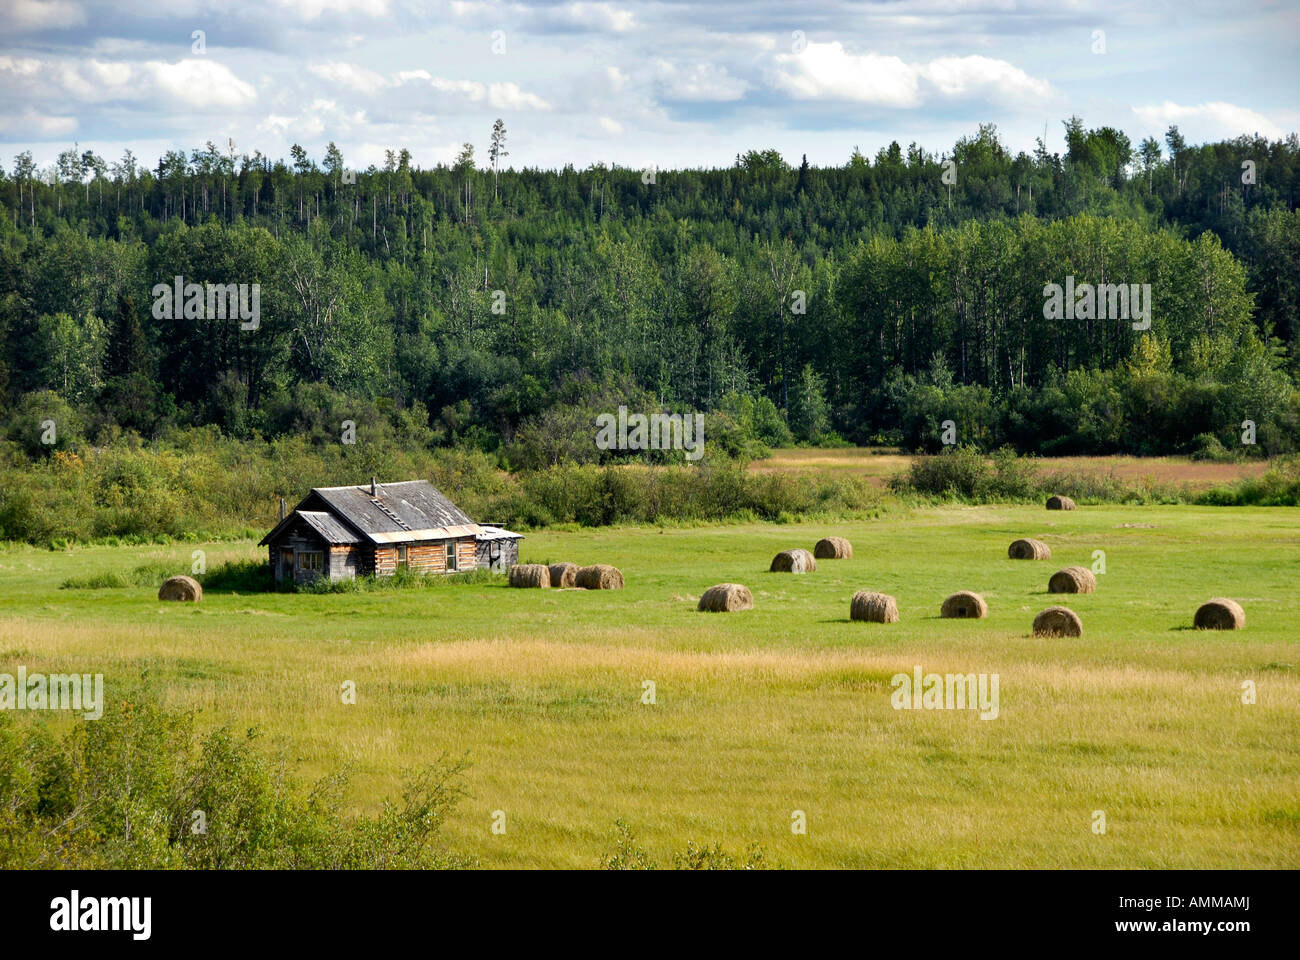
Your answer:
[424,77,550,110]
[537,2,637,32]
[768,42,1052,108]
[770,43,920,107]
[268,0,391,20]
[257,114,295,136]
[0,56,46,81]
[308,61,390,94]
[577,2,636,31]
[488,81,551,111]
[0,55,257,109]
[1132,101,1284,141]
[918,56,1052,102]
[0,0,85,31]
[253,95,369,142]
[599,116,623,135]
[145,60,259,109]
[0,109,77,136]
[430,77,486,101]
[655,60,748,102]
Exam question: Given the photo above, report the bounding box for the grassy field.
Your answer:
[2,503,1298,868]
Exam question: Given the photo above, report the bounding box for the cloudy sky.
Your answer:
[1,0,1297,174]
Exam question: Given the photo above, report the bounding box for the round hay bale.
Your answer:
[698,583,754,612]
[575,564,624,590]
[940,591,988,619]
[1033,606,1082,637]
[813,536,853,560]
[508,563,550,588]
[770,548,817,574]
[1194,598,1244,630]
[548,562,578,589]
[158,575,202,602]
[850,590,898,623]
[1048,566,1096,594]
[1008,538,1051,560]
[1046,495,1076,511]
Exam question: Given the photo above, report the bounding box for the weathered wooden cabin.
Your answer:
[259,478,522,585]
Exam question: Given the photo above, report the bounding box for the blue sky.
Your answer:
[1,0,1296,173]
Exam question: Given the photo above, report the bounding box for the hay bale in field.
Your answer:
[770,548,817,574]
[158,575,202,602]
[548,562,578,588]
[1008,538,1051,560]
[508,563,550,588]
[813,536,853,560]
[1194,598,1245,630]
[698,583,754,612]
[1048,566,1096,594]
[575,564,624,590]
[1046,495,1076,511]
[850,590,898,623]
[1033,606,1082,637]
[940,591,988,619]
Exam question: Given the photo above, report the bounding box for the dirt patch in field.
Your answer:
[748,449,909,486]
[1037,456,1267,489]
[748,449,1268,491]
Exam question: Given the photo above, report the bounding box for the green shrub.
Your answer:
[892,447,1186,504]
[0,680,475,869]
[200,559,276,593]
[63,562,192,590]
[60,571,132,590]
[1190,433,1232,462]
[1198,455,1300,506]
[599,819,771,870]
[299,568,502,594]
[891,447,992,499]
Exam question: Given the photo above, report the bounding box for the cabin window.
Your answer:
[397,545,408,569]
[446,540,457,571]
[298,551,323,572]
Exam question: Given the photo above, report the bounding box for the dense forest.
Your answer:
[1,118,1299,467]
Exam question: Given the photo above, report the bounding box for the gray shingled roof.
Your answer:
[309,480,480,543]
[298,510,361,544]
[260,479,482,546]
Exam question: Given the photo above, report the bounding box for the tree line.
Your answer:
[1,118,1297,461]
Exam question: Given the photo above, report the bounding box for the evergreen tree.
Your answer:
[105,293,149,380]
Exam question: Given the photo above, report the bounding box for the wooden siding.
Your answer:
[476,537,519,572]
[267,518,332,585]
[371,537,476,578]
[329,544,360,581]
[269,527,477,582]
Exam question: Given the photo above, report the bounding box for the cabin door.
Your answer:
[280,549,294,582]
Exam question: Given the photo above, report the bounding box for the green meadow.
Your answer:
[2,504,1298,868]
